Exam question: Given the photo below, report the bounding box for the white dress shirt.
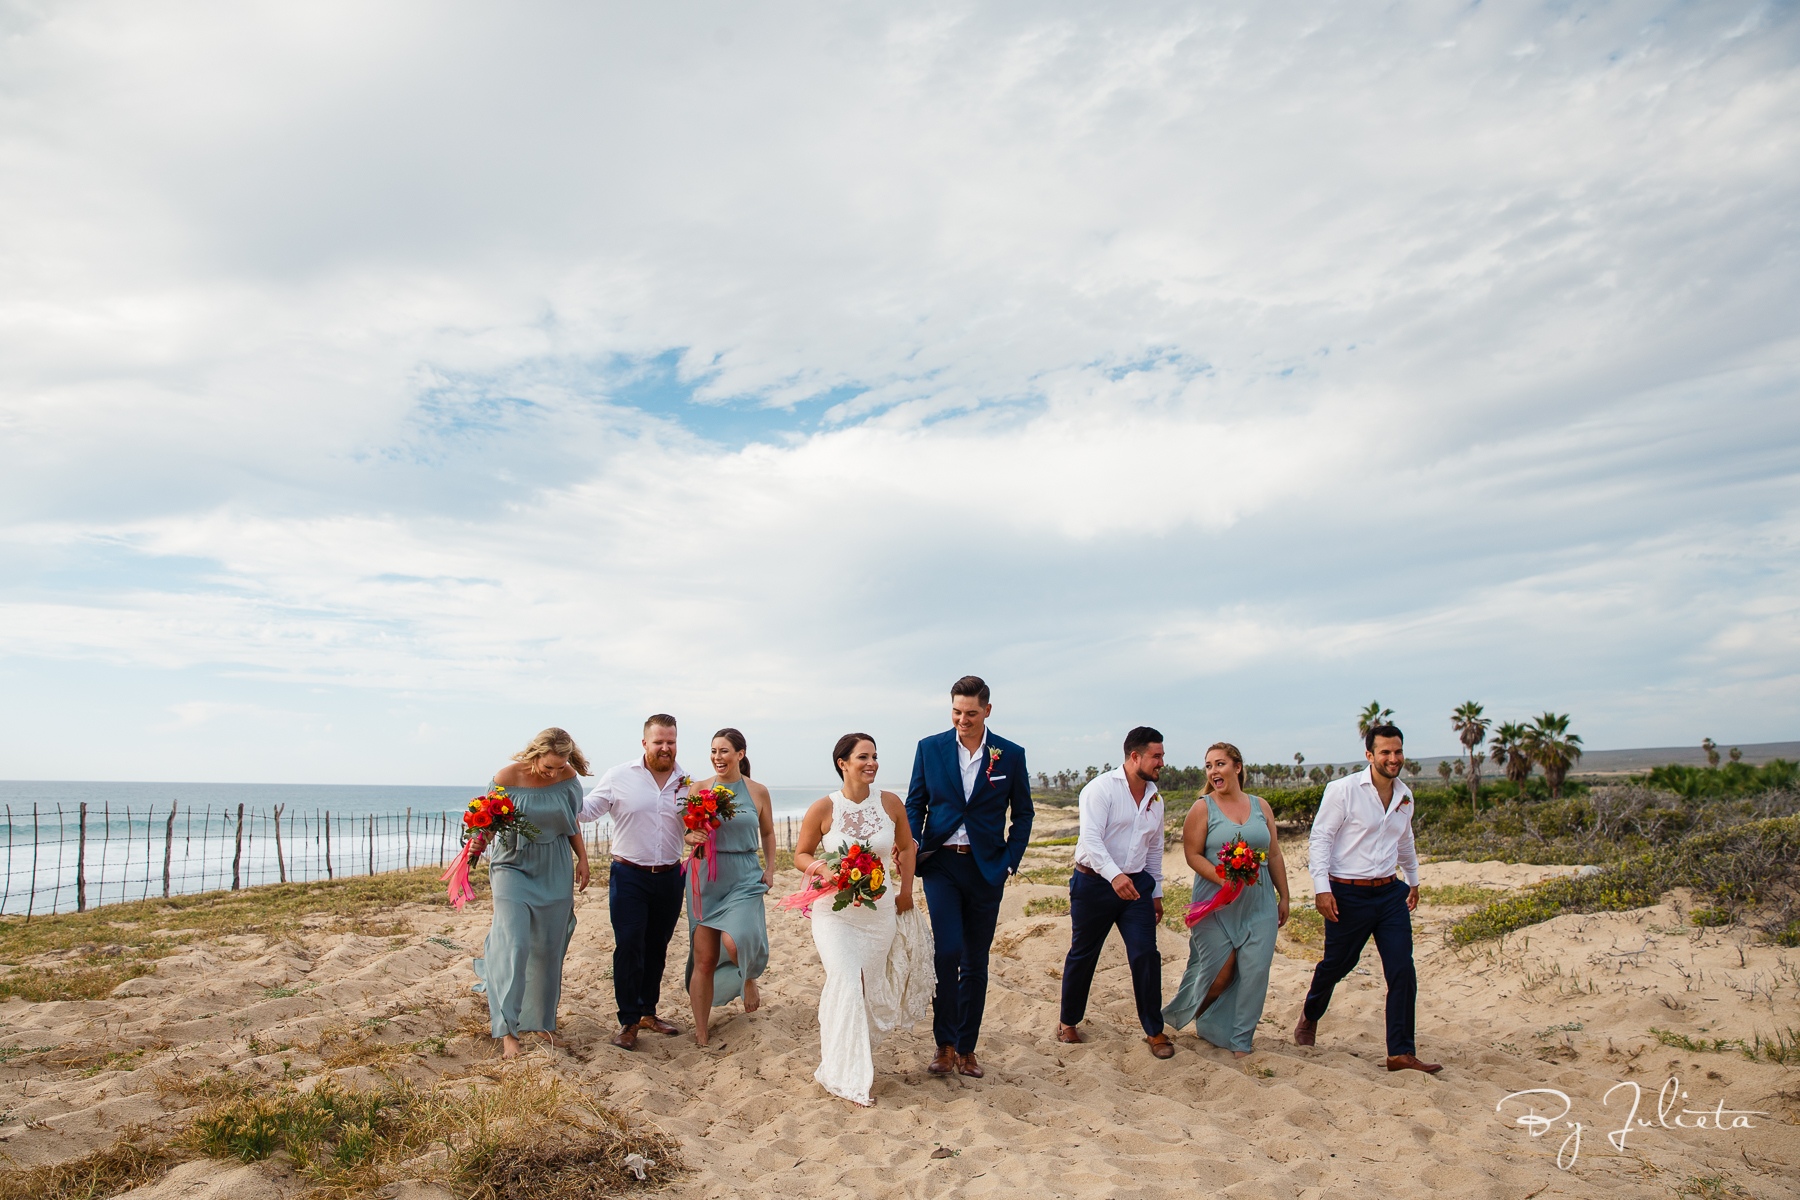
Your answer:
[943,734,985,847]
[1073,767,1165,898]
[578,758,689,866]
[1308,767,1420,894]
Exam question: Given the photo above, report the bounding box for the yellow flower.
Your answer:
[849,868,863,882]
[871,867,885,887]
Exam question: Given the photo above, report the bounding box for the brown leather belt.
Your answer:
[1330,875,1399,888]
[1075,863,1097,876]
[614,857,679,874]
[954,845,971,853]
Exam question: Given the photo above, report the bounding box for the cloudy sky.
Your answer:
[2,1,1796,786]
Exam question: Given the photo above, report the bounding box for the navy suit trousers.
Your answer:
[608,861,685,1028]
[921,849,1005,1054]
[1059,869,1164,1036]
[1302,879,1417,1056]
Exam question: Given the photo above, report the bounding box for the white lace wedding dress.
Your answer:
[810,791,935,1106]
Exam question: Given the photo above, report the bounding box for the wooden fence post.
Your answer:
[26,805,40,923]
[439,813,447,865]
[324,811,333,880]
[405,807,412,870]
[367,815,375,875]
[76,802,88,912]
[232,803,245,890]
[273,803,287,883]
[2,803,12,914]
[163,803,177,898]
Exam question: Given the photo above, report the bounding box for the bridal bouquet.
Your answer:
[777,843,887,917]
[1182,835,1267,928]
[440,786,544,909]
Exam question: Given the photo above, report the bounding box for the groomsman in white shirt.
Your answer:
[580,714,690,1051]
[1295,723,1441,1073]
[1056,727,1175,1059]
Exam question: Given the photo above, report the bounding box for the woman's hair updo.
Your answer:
[832,733,876,779]
[714,727,751,779]
[512,727,592,776]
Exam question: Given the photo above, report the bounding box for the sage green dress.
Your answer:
[1162,794,1278,1053]
[682,780,770,1007]
[471,777,582,1038]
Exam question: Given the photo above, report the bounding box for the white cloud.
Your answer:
[1,1,1797,782]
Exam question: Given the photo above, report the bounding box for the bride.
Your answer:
[792,732,933,1107]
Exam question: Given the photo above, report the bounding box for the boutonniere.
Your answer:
[1398,796,1412,809]
[986,746,1003,780]
[674,774,693,797]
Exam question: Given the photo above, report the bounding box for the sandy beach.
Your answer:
[2,834,1795,1199]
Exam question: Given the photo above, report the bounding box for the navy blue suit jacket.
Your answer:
[905,729,1034,887]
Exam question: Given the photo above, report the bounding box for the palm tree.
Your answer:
[1436,760,1452,784]
[1729,747,1743,764]
[1357,701,1395,739]
[1404,759,1421,780]
[1702,738,1720,769]
[1488,722,1532,793]
[1524,713,1583,798]
[1451,701,1492,817]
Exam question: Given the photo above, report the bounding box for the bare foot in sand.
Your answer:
[501,1034,521,1059]
[1233,1050,1251,1059]
[744,978,761,1013]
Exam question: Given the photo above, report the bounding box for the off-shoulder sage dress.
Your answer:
[1162,793,1278,1053]
[681,780,771,1007]
[471,777,583,1038]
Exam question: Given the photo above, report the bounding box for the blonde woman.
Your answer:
[472,727,592,1059]
[1161,742,1289,1056]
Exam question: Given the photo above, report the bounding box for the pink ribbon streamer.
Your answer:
[684,825,721,920]
[777,875,835,918]
[440,832,487,910]
[1183,878,1246,928]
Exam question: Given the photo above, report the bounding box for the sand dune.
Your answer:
[1,841,1795,1199]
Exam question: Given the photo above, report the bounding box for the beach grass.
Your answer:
[1417,883,1506,906]
[1446,814,1800,945]
[0,868,457,1005]
[0,1125,188,1200]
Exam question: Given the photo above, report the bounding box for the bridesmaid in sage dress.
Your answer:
[471,727,592,1059]
[683,728,777,1046]
[1163,741,1291,1056]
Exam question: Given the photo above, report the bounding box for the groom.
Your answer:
[907,675,1034,1079]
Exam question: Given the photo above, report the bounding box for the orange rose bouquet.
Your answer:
[681,782,741,919]
[1182,835,1267,928]
[441,786,543,909]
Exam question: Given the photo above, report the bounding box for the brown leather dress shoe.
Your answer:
[1386,1054,1442,1074]
[957,1052,984,1078]
[1293,1016,1317,1046]
[1056,1023,1084,1044]
[610,1024,638,1051]
[639,1015,681,1036]
[928,1044,958,1075]
[1145,1032,1175,1059]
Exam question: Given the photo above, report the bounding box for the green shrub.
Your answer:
[1447,815,1800,945]
[1691,906,1733,927]
[1023,896,1069,917]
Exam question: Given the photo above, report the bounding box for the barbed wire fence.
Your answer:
[0,803,813,919]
